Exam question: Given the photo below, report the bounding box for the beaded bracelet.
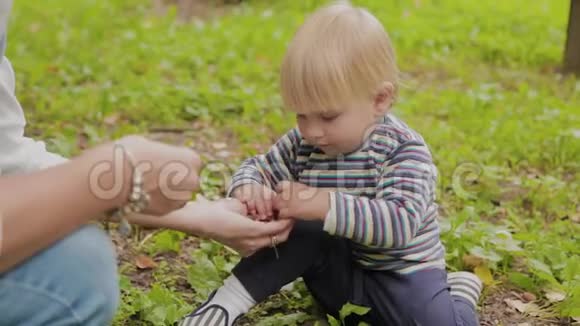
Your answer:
[106,143,150,236]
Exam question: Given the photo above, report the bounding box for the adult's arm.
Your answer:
[0,137,201,273]
[0,144,122,272]
[128,198,294,257]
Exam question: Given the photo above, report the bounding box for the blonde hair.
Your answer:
[280,1,399,114]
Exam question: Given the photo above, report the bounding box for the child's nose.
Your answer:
[303,126,324,140]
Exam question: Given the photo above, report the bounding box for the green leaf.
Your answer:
[136,284,191,325]
[118,274,132,292]
[187,251,223,299]
[339,302,371,322]
[469,246,502,263]
[528,259,560,285]
[327,314,341,326]
[491,233,523,253]
[253,312,311,326]
[149,306,169,325]
[561,255,580,282]
[508,272,536,291]
[148,230,185,254]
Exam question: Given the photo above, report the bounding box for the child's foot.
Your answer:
[180,290,238,326]
[179,276,255,326]
[180,291,230,326]
[447,271,483,308]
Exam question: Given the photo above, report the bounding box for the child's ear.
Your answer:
[373,81,395,117]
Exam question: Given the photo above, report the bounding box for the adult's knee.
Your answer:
[0,224,120,325]
[65,225,120,325]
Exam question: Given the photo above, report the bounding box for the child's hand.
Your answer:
[273,181,330,221]
[231,183,276,221]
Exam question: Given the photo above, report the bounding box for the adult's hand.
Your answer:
[175,198,294,257]
[92,136,203,216]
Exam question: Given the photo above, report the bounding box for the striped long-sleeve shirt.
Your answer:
[228,114,446,273]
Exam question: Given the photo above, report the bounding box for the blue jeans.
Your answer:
[0,225,119,325]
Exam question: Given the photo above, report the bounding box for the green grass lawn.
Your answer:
[8,0,579,325]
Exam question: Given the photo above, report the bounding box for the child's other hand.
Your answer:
[273,181,330,221]
[231,184,276,221]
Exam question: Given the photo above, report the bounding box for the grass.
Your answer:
[8,0,580,324]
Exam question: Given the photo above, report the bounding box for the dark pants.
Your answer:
[233,221,478,326]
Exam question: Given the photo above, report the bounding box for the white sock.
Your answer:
[180,275,256,326]
[448,271,483,308]
[214,275,257,317]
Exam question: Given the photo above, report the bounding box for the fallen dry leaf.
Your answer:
[494,207,508,219]
[474,265,494,286]
[521,292,536,302]
[505,298,526,312]
[216,150,232,158]
[504,299,543,317]
[104,113,120,126]
[462,254,485,268]
[28,23,41,33]
[212,142,227,150]
[255,54,271,66]
[77,133,89,150]
[135,255,157,270]
[46,64,59,73]
[544,289,566,303]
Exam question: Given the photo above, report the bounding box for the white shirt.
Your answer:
[0,56,66,175]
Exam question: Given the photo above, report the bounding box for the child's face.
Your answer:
[296,83,394,156]
[297,103,375,156]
